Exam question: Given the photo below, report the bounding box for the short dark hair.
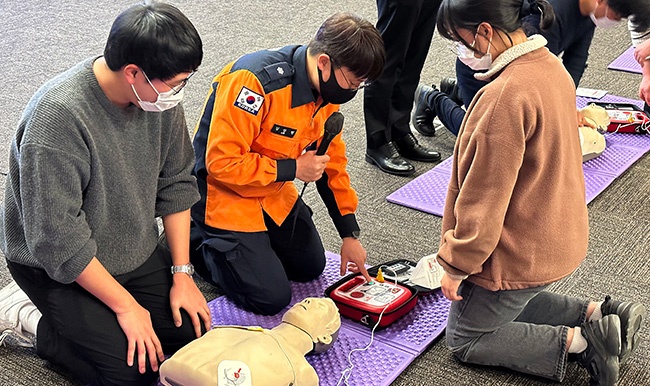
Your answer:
[437,0,555,49]
[609,0,650,33]
[308,12,385,81]
[104,1,202,81]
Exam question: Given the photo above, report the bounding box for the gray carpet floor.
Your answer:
[1,1,648,385]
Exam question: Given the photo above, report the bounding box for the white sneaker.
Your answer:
[0,281,40,348]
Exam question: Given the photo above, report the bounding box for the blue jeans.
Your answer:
[446,281,590,381]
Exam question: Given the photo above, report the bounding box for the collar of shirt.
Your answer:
[290,45,317,108]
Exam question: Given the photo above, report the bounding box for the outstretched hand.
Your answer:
[340,237,372,282]
[170,273,212,338]
[115,301,165,374]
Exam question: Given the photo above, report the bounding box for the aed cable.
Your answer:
[336,266,400,386]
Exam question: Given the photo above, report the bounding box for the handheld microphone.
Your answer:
[290,112,345,245]
[316,111,344,155]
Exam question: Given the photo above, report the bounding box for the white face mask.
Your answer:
[590,6,620,29]
[132,71,185,112]
[456,32,493,71]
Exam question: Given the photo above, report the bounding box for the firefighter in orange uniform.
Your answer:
[190,12,386,315]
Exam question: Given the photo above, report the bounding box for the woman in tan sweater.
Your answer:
[434,0,646,385]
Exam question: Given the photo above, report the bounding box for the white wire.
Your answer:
[336,267,400,386]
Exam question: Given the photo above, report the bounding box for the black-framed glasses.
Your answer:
[162,71,196,95]
[330,58,370,91]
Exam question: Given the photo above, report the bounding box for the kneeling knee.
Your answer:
[446,331,473,362]
[243,286,292,316]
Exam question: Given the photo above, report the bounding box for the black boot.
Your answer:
[365,142,415,176]
[394,133,441,163]
[411,84,437,137]
[440,77,463,106]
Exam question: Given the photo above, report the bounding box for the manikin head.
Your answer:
[282,297,341,353]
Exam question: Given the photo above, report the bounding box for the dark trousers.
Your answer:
[426,89,466,136]
[8,244,198,386]
[363,0,440,149]
[191,198,326,316]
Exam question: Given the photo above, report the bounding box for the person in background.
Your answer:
[190,12,384,316]
[0,2,211,385]
[433,1,646,385]
[414,0,650,137]
[363,0,442,176]
[630,21,650,113]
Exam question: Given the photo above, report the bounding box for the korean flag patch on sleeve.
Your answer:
[234,87,264,115]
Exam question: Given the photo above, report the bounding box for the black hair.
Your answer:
[608,0,650,33]
[104,1,202,81]
[308,12,385,81]
[437,0,555,50]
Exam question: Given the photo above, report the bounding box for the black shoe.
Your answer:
[440,77,463,106]
[601,295,646,364]
[365,143,415,176]
[578,314,621,386]
[394,133,441,162]
[412,83,437,137]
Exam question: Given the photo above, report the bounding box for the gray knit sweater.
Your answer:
[1,57,200,283]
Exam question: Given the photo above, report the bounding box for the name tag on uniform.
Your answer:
[271,124,297,138]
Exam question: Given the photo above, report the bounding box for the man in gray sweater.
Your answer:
[0,2,211,385]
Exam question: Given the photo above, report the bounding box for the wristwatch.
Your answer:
[171,263,195,276]
[346,230,360,239]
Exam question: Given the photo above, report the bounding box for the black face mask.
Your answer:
[317,63,357,105]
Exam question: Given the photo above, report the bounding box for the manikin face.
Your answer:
[282,297,341,350]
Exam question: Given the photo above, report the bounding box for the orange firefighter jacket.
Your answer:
[192,45,360,238]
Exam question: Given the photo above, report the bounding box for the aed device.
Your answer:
[325,272,418,329]
[592,102,650,134]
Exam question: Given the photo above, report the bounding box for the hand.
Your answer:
[440,273,464,301]
[633,39,650,64]
[639,75,650,106]
[170,273,212,338]
[295,150,330,183]
[115,301,165,374]
[340,237,372,282]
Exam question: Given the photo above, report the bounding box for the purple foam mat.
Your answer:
[307,327,415,386]
[386,168,451,217]
[577,94,644,110]
[388,95,650,216]
[202,252,449,386]
[608,46,642,74]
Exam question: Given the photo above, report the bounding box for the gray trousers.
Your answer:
[446,281,590,381]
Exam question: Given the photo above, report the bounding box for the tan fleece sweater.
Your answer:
[437,36,589,291]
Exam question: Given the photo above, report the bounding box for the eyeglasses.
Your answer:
[161,71,196,95]
[330,58,370,91]
[448,41,475,58]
